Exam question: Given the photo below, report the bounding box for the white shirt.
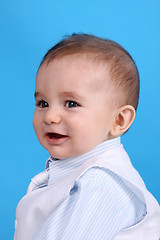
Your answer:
[32,137,146,240]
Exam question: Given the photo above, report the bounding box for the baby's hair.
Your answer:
[40,33,140,111]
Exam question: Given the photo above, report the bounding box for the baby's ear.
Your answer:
[110,105,135,137]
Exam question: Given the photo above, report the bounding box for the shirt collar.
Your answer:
[46,137,121,185]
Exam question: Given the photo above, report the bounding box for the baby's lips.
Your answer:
[47,132,68,139]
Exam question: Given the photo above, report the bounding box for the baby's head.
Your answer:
[33,34,139,159]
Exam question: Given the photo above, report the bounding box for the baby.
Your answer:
[14,34,160,240]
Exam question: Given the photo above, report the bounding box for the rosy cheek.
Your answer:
[33,115,39,132]
[32,116,36,128]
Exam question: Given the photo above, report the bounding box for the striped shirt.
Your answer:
[33,137,146,240]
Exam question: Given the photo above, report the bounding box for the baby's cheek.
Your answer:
[32,114,40,135]
[32,116,37,131]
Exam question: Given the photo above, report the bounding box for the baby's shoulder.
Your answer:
[78,166,138,206]
[79,166,127,188]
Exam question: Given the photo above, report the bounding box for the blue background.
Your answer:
[0,0,160,239]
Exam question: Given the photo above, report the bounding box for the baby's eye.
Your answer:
[37,100,49,108]
[65,101,79,108]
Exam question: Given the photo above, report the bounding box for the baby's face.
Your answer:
[33,56,117,159]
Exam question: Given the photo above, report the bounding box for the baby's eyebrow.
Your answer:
[34,92,46,100]
[34,91,42,99]
[60,91,86,102]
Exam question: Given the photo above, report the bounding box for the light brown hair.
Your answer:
[40,33,140,110]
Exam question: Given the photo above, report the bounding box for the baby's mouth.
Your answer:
[47,133,68,139]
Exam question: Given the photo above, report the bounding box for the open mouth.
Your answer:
[47,133,68,139]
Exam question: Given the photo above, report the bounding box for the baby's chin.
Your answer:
[46,143,102,159]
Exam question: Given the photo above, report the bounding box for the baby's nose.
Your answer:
[44,107,62,124]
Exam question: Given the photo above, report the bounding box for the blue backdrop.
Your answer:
[0,0,160,239]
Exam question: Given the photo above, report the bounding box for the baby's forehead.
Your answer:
[39,54,112,91]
